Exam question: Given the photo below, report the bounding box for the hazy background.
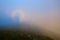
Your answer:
[0,0,60,39]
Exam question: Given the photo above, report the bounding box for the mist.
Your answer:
[0,0,60,40]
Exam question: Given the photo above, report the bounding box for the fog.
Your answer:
[0,0,60,40]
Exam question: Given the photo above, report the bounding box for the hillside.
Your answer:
[0,25,54,40]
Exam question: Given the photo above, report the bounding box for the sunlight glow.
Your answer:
[11,9,26,22]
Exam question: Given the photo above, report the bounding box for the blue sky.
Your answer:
[0,0,59,26]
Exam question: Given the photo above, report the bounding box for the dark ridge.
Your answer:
[0,25,54,40]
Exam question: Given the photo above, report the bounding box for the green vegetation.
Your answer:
[0,30,53,40]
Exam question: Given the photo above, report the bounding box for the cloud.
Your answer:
[11,9,27,22]
[21,9,60,39]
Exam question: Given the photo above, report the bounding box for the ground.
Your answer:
[0,30,53,40]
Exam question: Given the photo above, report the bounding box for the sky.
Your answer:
[0,0,60,38]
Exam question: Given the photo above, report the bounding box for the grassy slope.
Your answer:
[0,30,54,40]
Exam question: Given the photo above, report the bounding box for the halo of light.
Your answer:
[11,9,26,22]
